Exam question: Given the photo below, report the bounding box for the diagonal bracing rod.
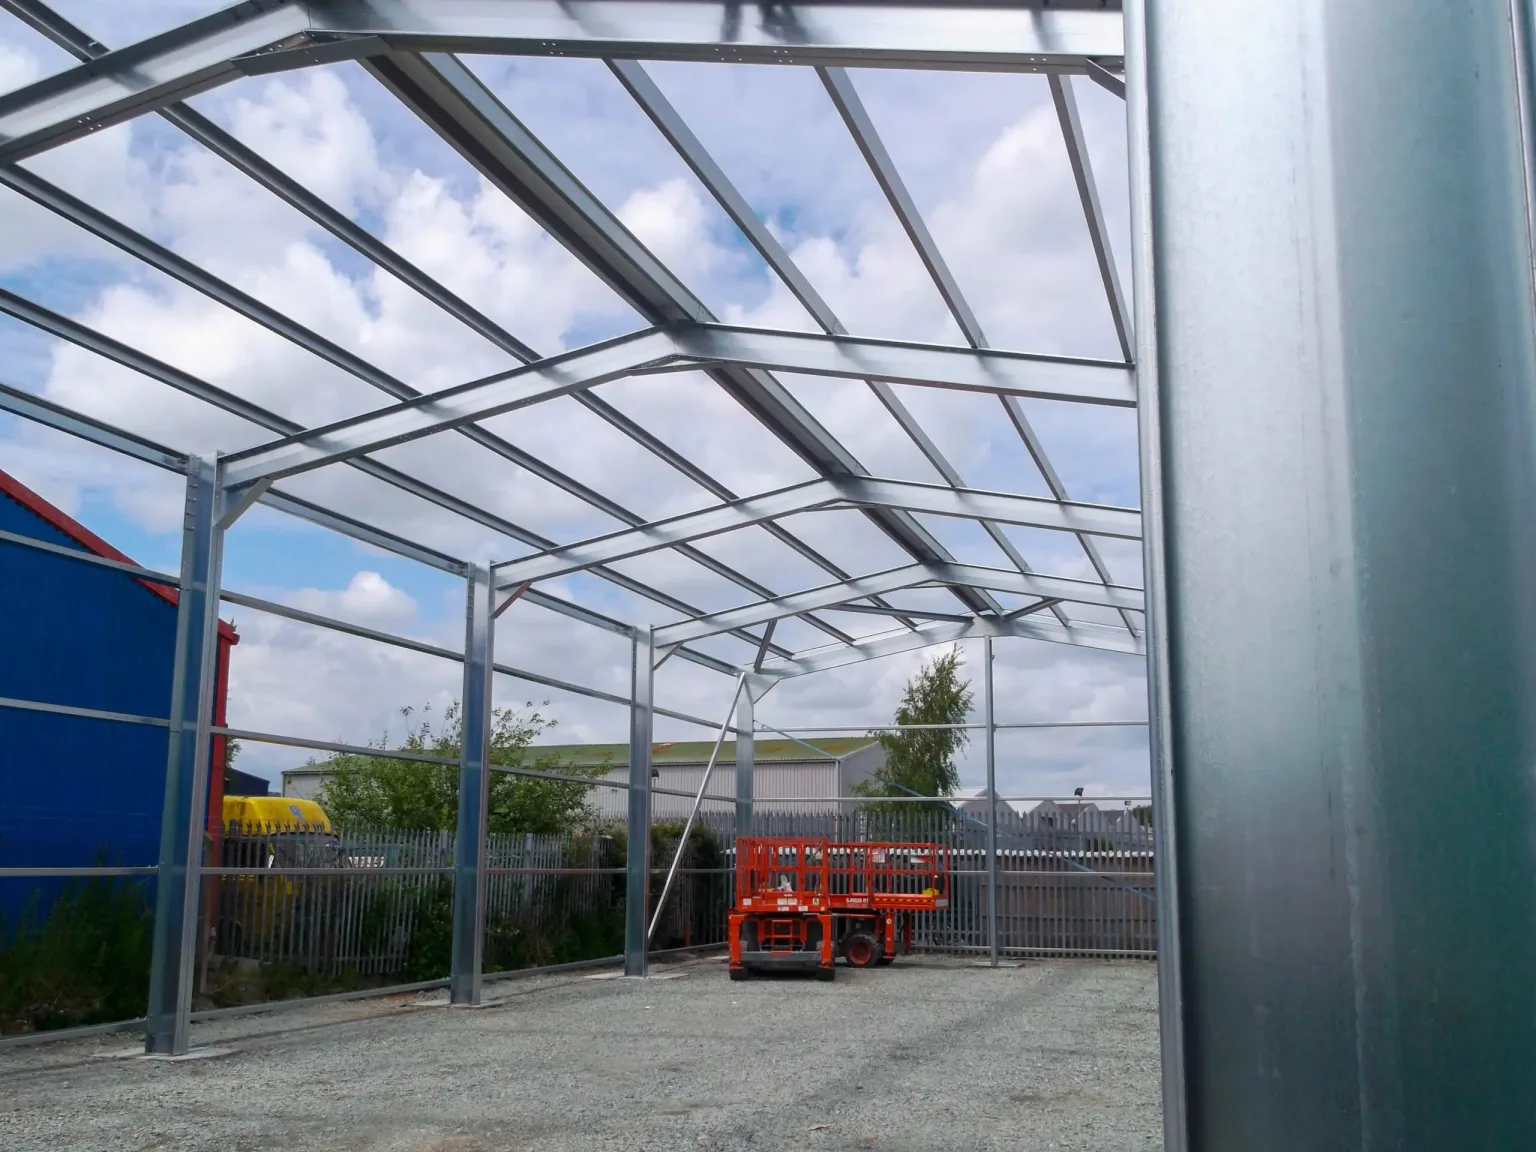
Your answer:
[647,674,747,945]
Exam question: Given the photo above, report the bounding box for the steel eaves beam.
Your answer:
[653,561,1145,646]
[493,477,1139,587]
[363,50,1000,618]
[0,378,188,473]
[0,1,1123,163]
[754,613,1143,679]
[0,376,471,576]
[0,1,311,163]
[311,1,1125,73]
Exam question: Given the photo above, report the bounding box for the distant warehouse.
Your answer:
[283,737,887,819]
[0,468,238,905]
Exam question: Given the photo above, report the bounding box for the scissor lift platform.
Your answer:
[729,837,950,979]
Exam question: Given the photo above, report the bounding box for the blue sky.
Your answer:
[0,3,1149,795]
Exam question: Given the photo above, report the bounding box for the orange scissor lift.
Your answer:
[728,836,950,981]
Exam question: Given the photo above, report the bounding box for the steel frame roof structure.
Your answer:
[0,0,1143,1062]
[8,1,1536,1149]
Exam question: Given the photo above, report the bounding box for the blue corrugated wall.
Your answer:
[0,491,177,888]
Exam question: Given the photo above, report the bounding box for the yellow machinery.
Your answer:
[215,796,340,959]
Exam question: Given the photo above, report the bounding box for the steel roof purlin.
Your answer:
[0,0,1142,682]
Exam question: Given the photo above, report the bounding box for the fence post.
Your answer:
[145,456,225,1055]
[450,563,494,1006]
[624,627,655,976]
[984,635,999,968]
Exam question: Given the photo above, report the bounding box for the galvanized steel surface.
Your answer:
[1141,0,1536,1146]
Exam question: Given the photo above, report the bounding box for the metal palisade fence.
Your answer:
[731,805,1156,959]
[208,801,1154,985]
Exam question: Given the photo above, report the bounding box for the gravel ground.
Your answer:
[0,956,1161,1152]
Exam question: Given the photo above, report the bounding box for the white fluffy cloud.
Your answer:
[0,25,1148,795]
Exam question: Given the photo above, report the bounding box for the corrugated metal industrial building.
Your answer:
[0,468,237,900]
[281,737,886,818]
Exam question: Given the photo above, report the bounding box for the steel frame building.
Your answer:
[3,2,1536,1148]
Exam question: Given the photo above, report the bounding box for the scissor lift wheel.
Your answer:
[842,931,882,968]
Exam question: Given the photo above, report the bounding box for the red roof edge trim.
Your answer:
[0,468,238,644]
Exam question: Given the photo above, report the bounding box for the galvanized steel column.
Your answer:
[983,636,999,968]
[735,687,754,838]
[145,456,224,1055]
[1133,0,1536,1147]
[449,563,494,1005]
[623,628,655,976]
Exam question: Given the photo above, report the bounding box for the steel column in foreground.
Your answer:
[145,456,224,1055]
[449,563,495,1005]
[1138,0,1536,1146]
[624,628,655,976]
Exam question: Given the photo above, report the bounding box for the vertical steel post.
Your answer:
[1138,1,1536,1147]
[449,562,494,1005]
[145,456,224,1055]
[735,685,755,838]
[623,627,655,976]
[984,636,999,968]
[1123,2,1188,1147]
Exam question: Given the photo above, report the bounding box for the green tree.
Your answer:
[220,735,242,791]
[315,700,595,834]
[854,646,974,809]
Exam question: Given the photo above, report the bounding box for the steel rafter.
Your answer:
[1050,74,1132,360]
[612,59,1056,616]
[362,50,1007,619]
[0,292,763,670]
[820,62,1077,631]
[221,323,1130,485]
[818,64,1143,639]
[491,477,1140,588]
[0,166,833,651]
[4,0,861,605]
[753,613,1144,680]
[654,561,1145,647]
[0,0,871,655]
[0,0,1150,673]
[1,0,957,656]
